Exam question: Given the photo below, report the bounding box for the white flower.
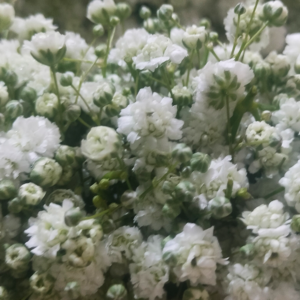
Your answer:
[265,51,290,77]
[272,98,300,132]
[245,121,276,147]
[163,223,227,286]
[19,183,45,206]
[118,87,183,148]
[242,200,289,233]
[191,156,248,202]
[25,199,74,258]
[132,34,188,72]
[182,25,207,49]
[170,27,185,47]
[35,93,59,118]
[110,29,150,64]
[23,31,66,66]
[81,126,121,162]
[7,116,61,161]
[87,0,116,25]
[262,1,288,27]
[283,33,300,73]
[130,235,169,300]
[0,81,9,107]
[106,226,143,263]
[0,3,15,32]
[271,282,300,300]
[10,14,57,41]
[280,160,300,212]
[86,157,120,181]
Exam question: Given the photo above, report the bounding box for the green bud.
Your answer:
[190,152,211,173]
[162,202,181,218]
[236,188,251,200]
[261,110,272,122]
[5,100,23,119]
[291,215,300,232]
[93,24,105,37]
[93,195,106,208]
[18,183,45,205]
[116,3,132,20]
[60,72,73,87]
[172,86,193,107]
[143,18,156,33]
[30,272,55,295]
[0,287,8,300]
[0,179,17,200]
[240,244,255,259]
[120,190,136,208]
[253,62,271,79]
[199,18,211,29]
[181,166,192,178]
[5,244,30,271]
[65,282,81,299]
[157,4,173,22]
[175,181,195,202]
[208,196,232,219]
[209,31,219,42]
[139,6,151,20]
[95,44,107,58]
[93,82,115,107]
[172,143,192,163]
[234,3,246,15]
[35,93,59,118]
[8,197,23,214]
[55,145,77,167]
[110,16,120,27]
[64,104,81,122]
[150,151,170,167]
[112,93,128,109]
[64,207,84,227]
[99,178,110,190]
[183,288,210,300]
[30,157,63,188]
[20,86,37,103]
[262,1,288,27]
[105,104,120,117]
[171,13,180,23]
[3,70,17,87]
[90,183,99,194]
[106,284,128,300]
[57,165,74,186]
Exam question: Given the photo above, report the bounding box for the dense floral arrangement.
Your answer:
[0,0,299,299]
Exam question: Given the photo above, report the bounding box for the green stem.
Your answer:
[78,117,92,128]
[225,95,234,161]
[230,14,241,58]
[50,66,63,127]
[210,48,221,62]
[83,206,119,220]
[263,187,285,199]
[102,26,116,78]
[135,73,139,96]
[116,155,133,190]
[185,50,194,86]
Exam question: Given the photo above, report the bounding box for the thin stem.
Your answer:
[78,117,92,128]
[83,206,119,220]
[135,72,139,96]
[230,14,241,58]
[263,187,285,199]
[116,155,132,190]
[50,66,63,127]
[210,48,221,62]
[71,84,93,115]
[246,0,260,38]
[225,95,234,161]
[185,50,194,86]
[102,26,116,78]
[197,49,201,69]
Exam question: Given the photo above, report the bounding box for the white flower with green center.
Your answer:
[87,0,116,25]
[182,25,207,50]
[35,93,59,119]
[5,243,30,271]
[18,183,45,206]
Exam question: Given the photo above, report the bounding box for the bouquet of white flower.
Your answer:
[0,0,299,299]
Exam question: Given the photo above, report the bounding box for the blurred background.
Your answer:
[10,0,300,46]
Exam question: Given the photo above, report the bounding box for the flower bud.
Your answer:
[253,62,271,79]
[181,166,192,178]
[143,18,156,33]
[261,110,272,122]
[236,188,251,200]
[262,0,288,27]
[208,196,232,219]
[18,183,45,205]
[3,70,17,87]
[172,143,192,163]
[93,82,115,107]
[60,72,74,87]
[0,3,14,32]
[112,92,128,109]
[162,202,181,218]
[157,4,173,23]
[139,6,151,20]
[209,31,219,42]
[240,243,254,258]
[65,207,84,227]
[150,151,170,167]
[35,93,59,118]
[57,166,74,186]
[182,25,207,50]
[105,104,120,117]
[30,272,55,295]
[30,158,63,188]
[5,100,23,119]
[172,85,193,107]
[106,284,128,300]
[55,145,77,167]
[190,153,211,173]
[171,13,180,23]
[183,288,210,300]
[116,3,132,20]
[234,3,246,15]
[93,24,105,37]
[87,0,117,25]
[5,244,30,271]
[175,181,195,202]
[110,16,120,27]
[64,104,81,122]
[0,179,17,200]
[291,215,300,232]
[8,197,23,214]
[20,86,37,103]
[0,287,8,300]
[95,43,107,58]
[99,178,110,190]
[199,18,211,29]
[65,282,81,300]
[120,190,136,208]
[295,55,300,74]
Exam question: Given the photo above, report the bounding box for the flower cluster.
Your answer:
[0,1,300,300]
